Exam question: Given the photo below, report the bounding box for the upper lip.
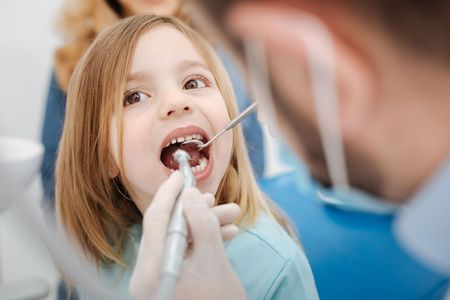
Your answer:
[159,125,210,154]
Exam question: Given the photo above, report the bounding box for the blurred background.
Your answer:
[1,1,68,299]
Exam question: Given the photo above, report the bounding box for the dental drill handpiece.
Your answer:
[155,149,196,300]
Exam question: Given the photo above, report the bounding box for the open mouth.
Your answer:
[160,133,211,176]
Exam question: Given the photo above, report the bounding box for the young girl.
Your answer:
[56,15,318,300]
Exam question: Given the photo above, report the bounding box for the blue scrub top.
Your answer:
[259,170,449,300]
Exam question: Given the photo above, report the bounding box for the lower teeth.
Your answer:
[191,157,208,174]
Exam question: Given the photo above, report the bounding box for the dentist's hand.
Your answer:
[130,171,246,300]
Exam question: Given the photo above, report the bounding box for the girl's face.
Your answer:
[110,25,232,212]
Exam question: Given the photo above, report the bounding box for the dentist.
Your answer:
[131,1,450,299]
[226,0,450,279]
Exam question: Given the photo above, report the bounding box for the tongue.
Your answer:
[161,143,202,170]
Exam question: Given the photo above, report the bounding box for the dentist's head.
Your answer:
[229,0,450,203]
[227,0,450,274]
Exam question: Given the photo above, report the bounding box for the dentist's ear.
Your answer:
[333,36,378,139]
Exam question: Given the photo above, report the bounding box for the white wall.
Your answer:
[1,1,62,299]
[0,0,61,139]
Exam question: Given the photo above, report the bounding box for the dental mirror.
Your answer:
[182,102,258,149]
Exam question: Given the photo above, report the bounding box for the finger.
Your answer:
[181,187,203,205]
[143,171,184,227]
[183,192,223,252]
[212,203,241,227]
[181,188,203,245]
[202,193,215,207]
[140,171,184,269]
[221,224,240,241]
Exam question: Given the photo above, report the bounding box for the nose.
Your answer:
[159,92,193,120]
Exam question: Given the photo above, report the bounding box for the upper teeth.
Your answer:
[167,134,203,147]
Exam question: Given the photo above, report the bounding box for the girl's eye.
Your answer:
[123,91,149,106]
[184,78,207,90]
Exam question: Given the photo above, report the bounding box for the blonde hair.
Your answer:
[56,15,296,266]
[54,0,189,92]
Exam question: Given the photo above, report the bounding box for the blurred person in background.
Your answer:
[131,0,450,299]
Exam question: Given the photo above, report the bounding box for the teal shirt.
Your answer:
[226,213,319,300]
[80,213,319,300]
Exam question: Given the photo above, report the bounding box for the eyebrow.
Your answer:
[126,60,211,83]
[127,71,150,83]
[177,60,210,72]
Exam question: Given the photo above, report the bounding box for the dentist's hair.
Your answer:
[325,0,450,64]
[56,14,295,266]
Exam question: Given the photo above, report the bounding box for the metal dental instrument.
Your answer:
[155,149,196,300]
[182,101,258,149]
